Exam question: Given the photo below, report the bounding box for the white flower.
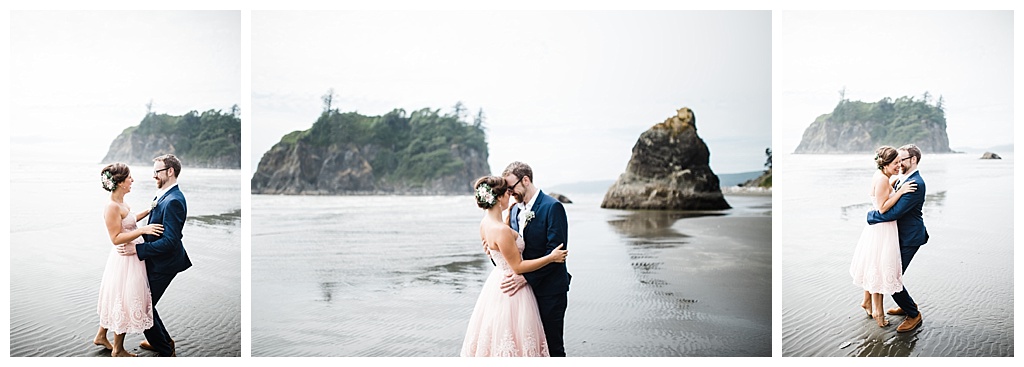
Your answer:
[476,183,497,207]
[100,172,116,191]
[524,210,535,224]
[151,200,159,209]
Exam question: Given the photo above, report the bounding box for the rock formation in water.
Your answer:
[252,108,489,195]
[981,152,1002,159]
[795,95,954,154]
[601,107,731,210]
[548,193,573,204]
[102,109,241,169]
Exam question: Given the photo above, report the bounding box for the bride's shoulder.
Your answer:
[103,201,129,220]
[869,171,894,192]
[870,170,888,183]
[491,224,517,242]
[499,223,517,237]
[103,200,121,212]
[482,220,513,235]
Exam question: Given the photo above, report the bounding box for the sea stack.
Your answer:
[251,108,489,195]
[794,96,954,154]
[601,107,731,210]
[102,111,242,169]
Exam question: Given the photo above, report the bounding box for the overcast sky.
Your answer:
[775,10,1013,155]
[251,11,772,187]
[9,11,241,163]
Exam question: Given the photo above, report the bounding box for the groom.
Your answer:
[501,161,571,357]
[117,154,192,356]
[867,144,928,333]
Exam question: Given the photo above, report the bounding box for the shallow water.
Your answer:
[251,192,771,356]
[777,153,1014,357]
[9,158,242,357]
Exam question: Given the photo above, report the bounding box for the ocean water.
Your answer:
[8,155,242,357]
[777,153,1014,357]
[251,191,772,357]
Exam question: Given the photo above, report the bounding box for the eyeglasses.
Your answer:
[900,157,913,162]
[154,167,171,175]
[507,176,524,193]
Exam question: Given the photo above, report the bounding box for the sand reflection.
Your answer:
[607,210,725,241]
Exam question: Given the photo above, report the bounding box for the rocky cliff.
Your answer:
[102,110,241,169]
[740,169,772,188]
[795,96,954,154]
[251,108,490,195]
[601,107,731,210]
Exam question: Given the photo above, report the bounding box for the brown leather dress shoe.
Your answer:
[140,339,175,355]
[887,303,917,315]
[896,312,923,333]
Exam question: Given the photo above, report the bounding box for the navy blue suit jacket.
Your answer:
[510,190,571,296]
[137,185,192,275]
[866,171,929,248]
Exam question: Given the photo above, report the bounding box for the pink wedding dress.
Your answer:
[849,194,904,294]
[96,210,154,334]
[460,233,549,357]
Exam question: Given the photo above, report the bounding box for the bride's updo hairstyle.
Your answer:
[874,146,898,170]
[473,176,508,210]
[100,163,130,192]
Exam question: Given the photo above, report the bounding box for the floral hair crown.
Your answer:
[475,183,498,208]
[101,171,117,191]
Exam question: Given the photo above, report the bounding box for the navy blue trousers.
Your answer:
[535,293,567,357]
[144,271,177,357]
[891,245,921,318]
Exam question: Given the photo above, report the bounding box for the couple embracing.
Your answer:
[93,154,191,357]
[850,144,928,333]
[460,162,571,357]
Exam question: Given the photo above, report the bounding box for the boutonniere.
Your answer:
[151,200,159,209]
[524,210,535,225]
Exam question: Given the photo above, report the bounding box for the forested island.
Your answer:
[103,107,242,168]
[251,104,490,195]
[795,93,954,153]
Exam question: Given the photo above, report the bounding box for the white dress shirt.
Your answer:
[155,183,179,202]
[517,189,540,235]
[896,168,918,189]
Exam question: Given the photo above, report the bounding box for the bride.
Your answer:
[94,163,163,356]
[849,146,916,327]
[460,176,567,357]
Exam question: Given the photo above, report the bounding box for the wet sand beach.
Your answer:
[251,193,771,356]
[9,162,242,357]
[779,154,1013,357]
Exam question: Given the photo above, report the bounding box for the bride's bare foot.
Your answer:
[860,303,872,318]
[93,336,113,350]
[873,312,889,327]
[111,349,137,357]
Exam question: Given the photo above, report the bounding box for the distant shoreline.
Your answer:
[721,186,772,196]
[95,161,243,171]
[250,187,771,198]
[792,151,968,155]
